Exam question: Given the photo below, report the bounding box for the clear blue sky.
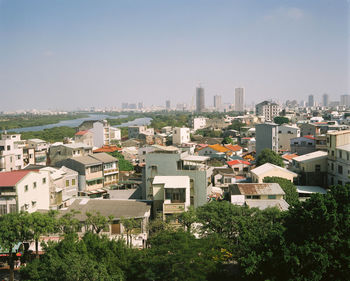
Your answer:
[0,0,348,110]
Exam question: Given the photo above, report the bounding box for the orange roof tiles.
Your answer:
[225,144,243,152]
[93,145,122,153]
[227,160,251,166]
[208,144,230,153]
[75,130,90,136]
[282,153,299,161]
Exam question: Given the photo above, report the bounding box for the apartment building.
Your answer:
[0,133,24,172]
[278,124,300,151]
[128,126,154,139]
[48,143,93,166]
[327,130,350,186]
[290,136,316,155]
[0,170,50,214]
[144,146,212,208]
[255,101,280,121]
[255,123,279,156]
[152,176,190,221]
[172,127,190,145]
[74,130,94,147]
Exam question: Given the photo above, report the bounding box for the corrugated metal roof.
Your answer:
[232,183,285,195]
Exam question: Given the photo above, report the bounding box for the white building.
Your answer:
[172,127,190,145]
[278,124,300,151]
[0,170,50,214]
[255,101,280,121]
[0,133,24,172]
[91,120,121,148]
[192,117,207,131]
[235,88,244,112]
[152,176,190,221]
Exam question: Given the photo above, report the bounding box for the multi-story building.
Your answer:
[327,130,350,186]
[192,117,207,131]
[0,133,24,172]
[152,176,190,221]
[291,151,328,187]
[172,127,190,145]
[56,152,119,196]
[48,143,93,166]
[290,136,316,155]
[0,170,50,214]
[144,146,212,208]
[128,126,154,139]
[323,93,329,107]
[196,87,205,112]
[255,123,279,155]
[278,124,300,151]
[235,88,244,112]
[23,139,49,166]
[91,120,121,148]
[74,130,94,147]
[255,101,280,121]
[308,95,315,107]
[340,94,350,107]
[213,95,222,111]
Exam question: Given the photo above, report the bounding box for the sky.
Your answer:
[0,0,349,111]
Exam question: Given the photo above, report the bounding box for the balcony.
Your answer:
[104,168,118,175]
[163,202,185,213]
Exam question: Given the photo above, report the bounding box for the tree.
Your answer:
[256,148,284,167]
[56,210,81,235]
[222,137,234,145]
[108,151,134,171]
[273,116,289,125]
[178,207,197,233]
[85,211,114,234]
[28,211,57,259]
[263,176,299,206]
[0,212,32,281]
[120,217,140,247]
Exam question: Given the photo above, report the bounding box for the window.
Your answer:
[339,151,343,158]
[9,204,16,213]
[24,185,28,192]
[7,145,10,151]
[17,155,21,160]
[0,205,7,215]
[268,195,276,199]
[72,179,76,186]
[90,166,101,173]
[33,182,37,188]
[66,180,69,187]
[332,151,334,156]
[331,163,334,171]
[315,165,321,172]
[338,180,343,186]
[224,178,231,184]
[111,223,121,234]
[338,165,343,174]
[42,178,46,184]
[252,195,260,199]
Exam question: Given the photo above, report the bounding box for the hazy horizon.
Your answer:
[1,0,349,111]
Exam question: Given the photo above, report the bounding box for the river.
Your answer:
[5,114,152,133]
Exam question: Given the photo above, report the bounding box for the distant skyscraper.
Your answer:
[138,102,143,109]
[340,94,350,107]
[308,95,315,107]
[196,87,205,112]
[166,100,171,110]
[213,95,222,111]
[122,103,129,110]
[322,94,329,107]
[235,88,244,112]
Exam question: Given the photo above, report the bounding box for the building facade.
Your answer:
[255,123,279,155]
[196,87,205,112]
[255,101,280,121]
[234,88,244,112]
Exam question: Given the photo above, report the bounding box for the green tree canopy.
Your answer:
[263,176,299,206]
[108,151,134,171]
[256,148,284,167]
[273,116,289,125]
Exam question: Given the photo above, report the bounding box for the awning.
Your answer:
[86,177,104,182]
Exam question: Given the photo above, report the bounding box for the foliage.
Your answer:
[263,176,299,206]
[56,210,81,235]
[222,137,234,145]
[273,116,290,125]
[256,148,285,167]
[149,113,191,130]
[85,211,114,234]
[20,233,126,281]
[0,113,88,130]
[120,217,140,247]
[177,207,197,233]
[0,212,32,281]
[226,121,246,131]
[195,129,223,138]
[108,151,134,171]
[20,126,76,143]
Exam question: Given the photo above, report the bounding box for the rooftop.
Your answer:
[60,199,150,220]
[245,199,289,211]
[93,145,122,153]
[293,151,328,162]
[75,130,90,136]
[251,163,297,177]
[296,186,327,194]
[227,159,251,166]
[91,152,118,163]
[0,170,35,187]
[231,183,285,196]
[153,176,190,188]
[337,144,350,151]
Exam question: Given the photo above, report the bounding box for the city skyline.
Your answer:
[0,0,349,111]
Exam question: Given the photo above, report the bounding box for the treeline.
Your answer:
[20,126,76,143]
[0,113,88,130]
[10,184,350,280]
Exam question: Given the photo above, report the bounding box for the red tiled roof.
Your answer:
[225,144,243,152]
[304,135,315,140]
[227,160,251,166]
[282,153,298,161]
[0,170,33,187]
[75,130,90,136]
[93,145,122,153]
